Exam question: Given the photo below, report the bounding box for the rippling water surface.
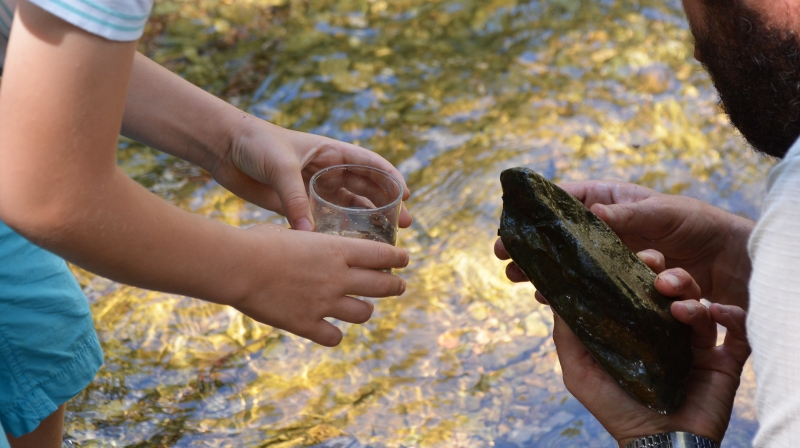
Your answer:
[67,0,771,446]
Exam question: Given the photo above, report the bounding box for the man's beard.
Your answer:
[694,1,800,159]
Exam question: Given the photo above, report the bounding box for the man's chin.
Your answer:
[713,88,800,160]
[695,6,800,160]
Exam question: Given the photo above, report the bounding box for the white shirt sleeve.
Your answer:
[24,0,151,41]
[748,137,800,447]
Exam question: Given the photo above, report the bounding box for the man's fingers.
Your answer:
[655,268,702,301]
[327,296,375,324]
[534,290,549,305]
[342,239,409,270]
[711,304,751,364]
[588,200,670,241]
[560,180,661,209]
[560,181,614,205]
[494,238,510,260]
[637,249,666,273]
[496,239,529,282]
[505,262,528,282]
[344,268,406,298]
[590,203,643,234]
[671,300,717,349]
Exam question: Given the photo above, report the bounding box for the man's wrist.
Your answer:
[619,432,719,448]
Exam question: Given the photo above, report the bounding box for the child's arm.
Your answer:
[122,53,412,231]
[0,1,408,346]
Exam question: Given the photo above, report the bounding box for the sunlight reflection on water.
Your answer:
[67,0,769,446]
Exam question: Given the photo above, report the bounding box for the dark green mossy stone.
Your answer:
[499,167,692,414]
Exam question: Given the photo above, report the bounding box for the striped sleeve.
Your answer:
[0,0,13,39]
[0,0,19,67]
[26,0,153,41]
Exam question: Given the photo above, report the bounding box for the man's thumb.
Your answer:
[589,202,651,236]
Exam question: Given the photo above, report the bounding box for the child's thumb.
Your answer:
[274,174,314,231]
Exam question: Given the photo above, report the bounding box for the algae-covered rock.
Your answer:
[498,167,692,414]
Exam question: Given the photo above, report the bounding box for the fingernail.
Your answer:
[719,305,731,314]
[661,273,681,290]
[293,218,313,231]
[683,301,697,316]
[639,253,654,265]
[400,281,406,295]
[367,300,375,311]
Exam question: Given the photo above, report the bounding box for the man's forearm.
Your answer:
[122,53,245,172]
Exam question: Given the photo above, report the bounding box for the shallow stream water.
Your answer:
[67,0,771,446]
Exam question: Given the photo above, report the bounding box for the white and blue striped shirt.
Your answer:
[0,0,153,67]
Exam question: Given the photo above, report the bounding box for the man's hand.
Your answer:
[495,180,754,309]
[548,250,750,446]
[213,117,412,231]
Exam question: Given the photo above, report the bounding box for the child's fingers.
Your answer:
[327,296,374,324]
[505,262,528,282]
[342,239,409,270]
[304,321,344,347]
[637,249,666,273]
[655,268,702,301]
[344,269,406,298]
[710,304,751,365]
[494,238,511,260]
[671,300,717,349]
[399,203,413,228]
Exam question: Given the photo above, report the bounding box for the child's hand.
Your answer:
[210,117,413,232]
[230,225,409,346]
[122,55,412,232]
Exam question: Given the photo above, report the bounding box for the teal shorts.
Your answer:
[0,221,103,437]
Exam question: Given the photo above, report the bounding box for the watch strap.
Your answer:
[624,431,718,448]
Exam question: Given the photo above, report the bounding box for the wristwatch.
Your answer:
[624,432,718,448]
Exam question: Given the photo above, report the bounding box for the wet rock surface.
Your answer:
[499,167,693,414]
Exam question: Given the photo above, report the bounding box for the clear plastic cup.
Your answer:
[309,164,403,246]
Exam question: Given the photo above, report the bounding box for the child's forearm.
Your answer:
[0,1,408,347]
[46,168,269,306]
[121,52,246,172]
[0,1,259,307]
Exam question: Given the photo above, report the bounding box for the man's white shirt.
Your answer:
[749,137,800,446]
